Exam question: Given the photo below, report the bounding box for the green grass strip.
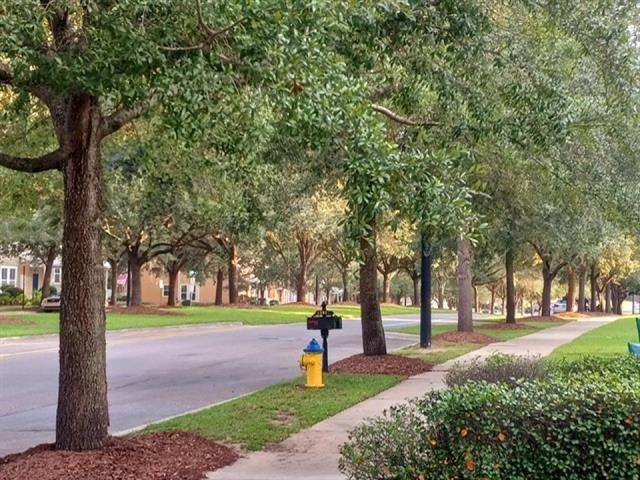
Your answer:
[143,373,401,450]
[550,316,638,359]
[0,304,425,337]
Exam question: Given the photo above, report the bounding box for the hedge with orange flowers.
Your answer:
[340,355,640,479]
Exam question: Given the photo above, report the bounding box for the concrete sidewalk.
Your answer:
[208,317,617,480]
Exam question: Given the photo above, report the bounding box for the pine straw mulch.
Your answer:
[107,306,185,316]
[434,331,499,344]
[478,322,535,330]
[0,432,239,480]
[330,353,433,377]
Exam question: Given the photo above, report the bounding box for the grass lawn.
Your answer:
[549,316,638,359]
[143,372,401,451]
[393,319,569,364]
[0,303,423,337]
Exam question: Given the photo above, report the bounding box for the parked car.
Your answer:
[41,295,61,312]
[551,299,567,313]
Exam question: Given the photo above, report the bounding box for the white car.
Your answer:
[41,295,61,312]
[551,300,567,313]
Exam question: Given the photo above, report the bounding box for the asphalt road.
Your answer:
[0,313,456,456]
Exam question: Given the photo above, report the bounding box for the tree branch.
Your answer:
[102,98,156,138]
[0,148,66,173]
[0,63,13,85]
[159,3,245,52]
[371,104,440,128]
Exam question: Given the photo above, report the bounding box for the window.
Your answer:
[163,285,170,297]
[53,267,61,284]
[0,267,17,287]
[180,285,188,301]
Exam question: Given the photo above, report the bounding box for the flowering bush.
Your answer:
[340,356,640,480]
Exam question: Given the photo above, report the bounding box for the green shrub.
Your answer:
[0,285,24,305]
[340,357,640,480]
[445,353,545,387]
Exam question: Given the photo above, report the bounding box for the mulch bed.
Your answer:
[0,432,238,480]
[107,306,185,316]
[330,353,433,377]
[434,331,499,344]
[0,316,35,326]
[479,322,534,330]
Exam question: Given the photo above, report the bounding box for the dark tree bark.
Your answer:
[359,233,386,355]
[457,237,473,332]
[228,243,238,304]
[215,268,224,305]
[167,262,180,307]
[489,284,496,316]
[541,262,553,317]
[605,282,611,313]
[611,283,624,314]
[437,285,445,309]
[56,95,108,450]
[412,275,420,307]
[590,263,598,312]
[381,272,391,304]
[127,253,143,307]
[566,266,576,313]
[295,269,307,302]
[107,258,119,306]
[41,245,57,298]
[577,266,586,312]
[472,285,478,313]
[341,270,349,302]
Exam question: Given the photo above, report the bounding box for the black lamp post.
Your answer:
[420,234,432,348]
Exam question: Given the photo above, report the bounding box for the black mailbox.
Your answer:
[307,304,342,330]
[306,302,342,373]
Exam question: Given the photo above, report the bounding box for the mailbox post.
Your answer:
[306,301,342,372]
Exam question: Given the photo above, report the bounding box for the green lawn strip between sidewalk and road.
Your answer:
[549,316,638,359]
[142,373,401,451]
[0,304,426,337]
[391,319,570,364]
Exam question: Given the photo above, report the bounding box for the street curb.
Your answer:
[113,389,258,436]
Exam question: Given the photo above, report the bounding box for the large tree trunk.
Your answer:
[412,275,420,307]
[56,96,108,450]
[590,264,598,312]
[457,237,473,332]
[566,266,576,313]
[295,269,307,303]
[381,272,391,304]
[604,282,611,313]
[489,285,496,315]
[437,285,445,309]
[341,269,349,303]
[612,284,624,315]
[108,258,118,306]
[359,233,386,355]
[128,253,143,307]
[167,263,180,307]
[505,248,516,324]
[541,262,553,317]
[577,267,586,312]
[41,245,57,298]
[228,243,238,304]
[215,268,224,305]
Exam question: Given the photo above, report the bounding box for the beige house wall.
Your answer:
[0,255,64,298]
[140,268,227,306]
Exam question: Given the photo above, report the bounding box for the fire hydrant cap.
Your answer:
[303,338,324,353]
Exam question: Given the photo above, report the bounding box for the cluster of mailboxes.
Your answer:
[306,306,342,331]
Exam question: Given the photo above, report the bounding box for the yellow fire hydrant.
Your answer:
[299,338,325,388]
